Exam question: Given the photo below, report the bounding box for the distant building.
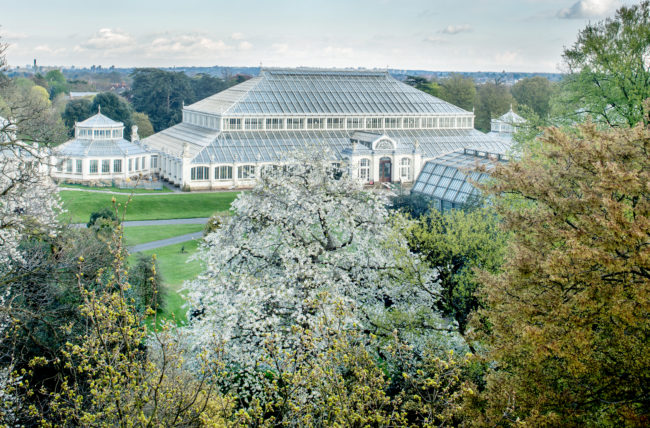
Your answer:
[143,68,505,190]
[52,108,154,185]
[488,106,525,143]
[69,91,99,99]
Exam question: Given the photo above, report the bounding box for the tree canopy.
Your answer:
[91,92,134,139]
[474,119,650,426]
[129,69,231,132]
[510,76,552,118]
[62,98,93,134]
[474,82,515,132]
[560,1,650,127]
[439,74,476,112]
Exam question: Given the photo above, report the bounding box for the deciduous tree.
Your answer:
[474,82,514,132]
[474,119,650,426]
[91,92,133,138]
[510,76,552,118]
[439,74,476,111]
[560,1,650,127]
[406,207,508,337]
[62,98,93,135]
[185,152,461,367]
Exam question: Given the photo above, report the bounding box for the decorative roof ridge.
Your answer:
[183,76,264,115]
[260,67,390,76]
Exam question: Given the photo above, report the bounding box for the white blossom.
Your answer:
[185,151,463,365]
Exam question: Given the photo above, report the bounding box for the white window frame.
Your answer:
[399,158,411,181]
[359,158,370,182]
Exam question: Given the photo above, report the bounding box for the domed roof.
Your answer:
[77,107,123,128]
[497,106,525,125]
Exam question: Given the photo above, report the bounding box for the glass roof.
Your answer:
[190,128,506,164]
[56,138,148,158]
[411,150,507,205]
[77,112,123,128]
[185,69,470,117]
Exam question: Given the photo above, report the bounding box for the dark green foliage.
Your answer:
[388,193,434,218]
[510,76,552,118]
[62,98,93,135]
[129,254,163,312]
[129,68,194,132]
[190,73,228,101]
[405,75,441,97]
[405,208,507,335]
[87,207,119,228]
[474,82,515,132]
[1,228,117,423]
[129,69,233,132]
[91,92,134,138]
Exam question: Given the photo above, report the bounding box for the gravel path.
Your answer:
[128,231,204,253]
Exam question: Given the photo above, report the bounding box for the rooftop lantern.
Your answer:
[75,106,125,140]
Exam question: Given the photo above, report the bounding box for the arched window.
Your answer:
[359,158,370,181]
[400,158,411,181]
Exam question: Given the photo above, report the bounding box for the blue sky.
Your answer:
[1,0,639,72]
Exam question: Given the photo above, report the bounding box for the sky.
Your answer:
[0,0,640,73]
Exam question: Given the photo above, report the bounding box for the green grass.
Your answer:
[132,239,204,326]
[59,190,238,222]
[124,224,205,246]
[58,183,174,193]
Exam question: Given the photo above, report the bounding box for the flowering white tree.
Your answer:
[186,151,463,365]
[0,37,65,416]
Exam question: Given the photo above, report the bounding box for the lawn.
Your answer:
[133,239,204,326]
[58,183,174,193]
[59,190,238,222]
[123,224,205,246]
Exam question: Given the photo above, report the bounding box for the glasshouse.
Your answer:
[142,68,505,190]
[488,106,525,143]
[411,144,510,211]
[52,109,156,185]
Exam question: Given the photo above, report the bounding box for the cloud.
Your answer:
[272,43,289,54]
[1,30,28,40]
[81,28,135,50]
[495,50,520,65]
[34,44,67,55]
[238,41,253,50]
[149,34,230,56]
[439,24,473,35]
[557,0,620,19]
[324,46,354,57]
[423,36,447,44]
[231,32,244,40]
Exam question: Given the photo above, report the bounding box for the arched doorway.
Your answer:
[379,157,392,182]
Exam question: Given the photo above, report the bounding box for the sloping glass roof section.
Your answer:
[411,149,507,205]
[191,128,504,164]
[77,112,122,128]
[56,138,148,157]
[185,69,469,116]
[142,123,220,158]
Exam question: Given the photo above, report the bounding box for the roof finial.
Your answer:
[510,103,513,112]
[98,105,101,114]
